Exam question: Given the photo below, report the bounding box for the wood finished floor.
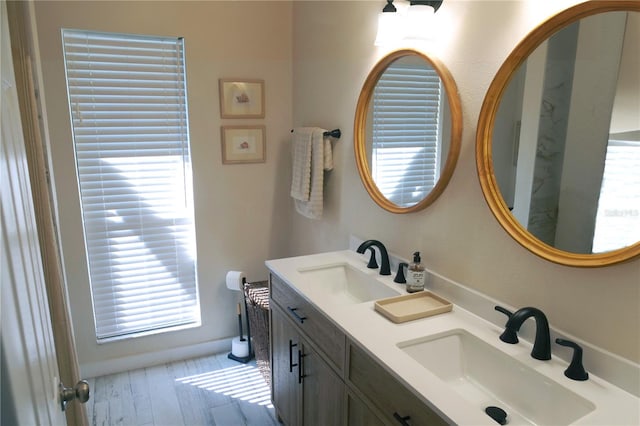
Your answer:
[85,352,278,426]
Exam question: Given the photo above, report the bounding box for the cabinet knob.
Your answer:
[393,412,411,425]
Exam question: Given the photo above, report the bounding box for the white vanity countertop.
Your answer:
[266,250,640,426]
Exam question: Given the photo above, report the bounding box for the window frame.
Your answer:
[61,29,201,342]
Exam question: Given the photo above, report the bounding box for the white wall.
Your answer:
[34,1,293,374]
[289,1,640,363]
[610,12,640,134]
[35,0,639,374]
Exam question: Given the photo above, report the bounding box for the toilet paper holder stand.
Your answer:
[228,277,254,364]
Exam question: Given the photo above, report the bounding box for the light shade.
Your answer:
[405,4,436,40]
[375,10,405,46]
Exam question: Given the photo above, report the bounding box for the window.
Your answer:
[371,61,442,207]
[62,29,200,341]
[592,138,640,253]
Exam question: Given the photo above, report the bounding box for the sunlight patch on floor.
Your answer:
[176,364,273,407]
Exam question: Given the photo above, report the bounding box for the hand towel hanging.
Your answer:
[291,127,333,219]
[290,128,313,201]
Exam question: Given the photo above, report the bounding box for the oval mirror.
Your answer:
[477,1,640,267]
[355,49,462,213]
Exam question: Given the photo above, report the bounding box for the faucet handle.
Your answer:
[366,247,378,269]
[555,338,589,381]
[494,305,513,319]
[495,306,518,343]
[394,263,408,284]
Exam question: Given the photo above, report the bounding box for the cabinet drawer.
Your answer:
[270,273,345,374]
[348,342,447,426]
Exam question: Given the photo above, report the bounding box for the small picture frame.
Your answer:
[219,78,265,118]
[221,125,266,164]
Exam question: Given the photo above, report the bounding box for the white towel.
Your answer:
[293,127,333,219]
[290,128,313,201]
[323,137,333,172]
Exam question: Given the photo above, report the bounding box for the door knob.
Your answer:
[59,380,90,411]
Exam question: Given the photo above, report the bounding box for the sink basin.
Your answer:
[398,329,595,425]
[297,263,399,304]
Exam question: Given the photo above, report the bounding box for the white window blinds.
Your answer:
[592,139,640,253]
[372,62,442,208]
[62,29,200,340]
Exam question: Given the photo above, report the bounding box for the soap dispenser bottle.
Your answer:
[406,252,426,293]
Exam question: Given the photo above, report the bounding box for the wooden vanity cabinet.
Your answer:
[270,275,346,426]
[346,391,385,426]
[270,305,302,425]
[269,272,448,426]
[347,342,448,426]
[270,274,345,372]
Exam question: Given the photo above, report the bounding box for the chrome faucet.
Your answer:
[495,306,551,360]
[356,240,391,275]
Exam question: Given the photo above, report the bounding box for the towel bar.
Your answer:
[291,128,341,139]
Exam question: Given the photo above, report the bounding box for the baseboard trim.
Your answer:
[80,338,232,378]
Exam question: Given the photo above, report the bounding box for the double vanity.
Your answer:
[267,2,640,423]
[266,249,639,425]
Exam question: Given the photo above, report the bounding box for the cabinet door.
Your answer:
[301,341,345,426]
[347,391,385,426]
[348,343,448,426]
[271,306,301,425]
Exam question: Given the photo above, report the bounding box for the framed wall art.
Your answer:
[219,78,265,118]
[221,125,266,164]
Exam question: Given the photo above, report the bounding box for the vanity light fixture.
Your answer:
[375,0,443,46]
[375,0,403,46]
[406,1,442,40]
[410,0,443,12]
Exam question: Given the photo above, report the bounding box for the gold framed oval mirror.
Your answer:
[354,49,462,213]
[477,1,640,267]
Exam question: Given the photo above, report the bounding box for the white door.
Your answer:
[1,1,67,423]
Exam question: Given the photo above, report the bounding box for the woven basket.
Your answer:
[244,281,270,386]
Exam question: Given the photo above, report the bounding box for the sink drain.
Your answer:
[485,406,507,425]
